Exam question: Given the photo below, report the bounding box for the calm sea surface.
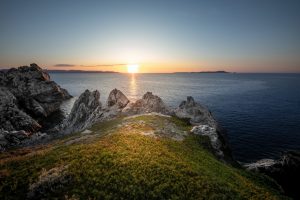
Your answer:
[50,72,300,163]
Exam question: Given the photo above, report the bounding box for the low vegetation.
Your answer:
[0,115,286,199]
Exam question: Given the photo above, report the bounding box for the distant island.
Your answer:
[174,71,230,74]
[0,69,118,73]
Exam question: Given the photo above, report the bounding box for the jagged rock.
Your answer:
[107,88,129,109]
[0,63,71,132]
[174,96,235,163]
[244,151,300,199]
[59,90,102,134]
[123,92,171,115]
[174,96,216,126]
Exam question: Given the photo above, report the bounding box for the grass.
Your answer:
[0,115,287,199]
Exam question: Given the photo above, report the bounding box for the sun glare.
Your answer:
[127,64,139,73]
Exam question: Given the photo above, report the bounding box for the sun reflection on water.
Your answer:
[129,74,138,100]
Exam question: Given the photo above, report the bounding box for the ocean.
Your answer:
[50,72,300,163]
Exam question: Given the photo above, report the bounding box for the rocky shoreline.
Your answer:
[0,64,233,163]
[0,64,299,198]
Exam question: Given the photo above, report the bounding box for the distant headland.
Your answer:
[0,69,118,73]
[174,71,230,74]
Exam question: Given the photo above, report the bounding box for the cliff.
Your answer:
[0,64,71,131]
[0,64,71,150]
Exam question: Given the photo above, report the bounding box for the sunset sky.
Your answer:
[0,0,299,73]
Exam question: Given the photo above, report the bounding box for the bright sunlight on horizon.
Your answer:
[127,64,139,73]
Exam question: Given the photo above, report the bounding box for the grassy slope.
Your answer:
[0,115,287,199]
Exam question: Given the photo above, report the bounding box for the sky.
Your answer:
[0,0,300,73]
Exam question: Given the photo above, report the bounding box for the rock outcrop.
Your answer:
[0,63,71,132]
[191,125,223,156]
[173,96,234,163]
[0,64,71,150]
[1,78,234,166]
[107,88,129,109]
[244,151,300,199]
[57,90,101,134]
[174,96,215,126]
[123,92,171,115]
[0,87,41,133]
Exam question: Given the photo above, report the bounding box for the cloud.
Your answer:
[54,64,75,67]
[53,63,128,68]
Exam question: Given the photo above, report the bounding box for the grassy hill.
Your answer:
[0,114,287,199]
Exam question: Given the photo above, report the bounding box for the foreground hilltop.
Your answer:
[0,113,285,199]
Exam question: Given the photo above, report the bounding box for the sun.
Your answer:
[127,64,139,73]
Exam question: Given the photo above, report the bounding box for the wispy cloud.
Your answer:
[54,63,128,68]
[54,64,75,67]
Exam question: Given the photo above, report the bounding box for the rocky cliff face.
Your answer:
[0,63,71,133]
[0,64,71,120]
[172,96,234,163]
[0,87,41,133]
[0,71,234,164]
[0,64,71,150]
[48,89,234,163]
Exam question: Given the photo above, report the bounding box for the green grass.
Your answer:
[0,115,287,199]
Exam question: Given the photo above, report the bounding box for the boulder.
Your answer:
[123,92,171,115]
[107,88,129,109]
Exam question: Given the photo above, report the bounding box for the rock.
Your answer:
[107,88,129,109]
[0,64,71,132]
[59,90,102,134]
[174,96,215,126]
[191,125,223,156]
[244,151,300,199]
[174,96,234,163]
[123,92,171,115]
[0,87,41,133]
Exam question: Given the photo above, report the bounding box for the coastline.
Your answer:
[0,64,299,199]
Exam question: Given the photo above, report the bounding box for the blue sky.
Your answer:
[0,0,299,72]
